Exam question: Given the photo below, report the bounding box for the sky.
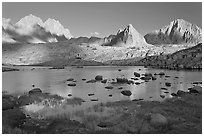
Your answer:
[2,2,202,38]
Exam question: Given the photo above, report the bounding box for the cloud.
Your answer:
[90,32,100,35]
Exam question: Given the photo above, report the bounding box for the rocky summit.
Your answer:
[2,14,72,44]
[103,24,147,47]
[144,19,202,46]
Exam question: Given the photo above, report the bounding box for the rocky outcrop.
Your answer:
[144,19,202,45]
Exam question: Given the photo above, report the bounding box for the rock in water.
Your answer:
[67,83,76,86]
[121,90,132,96]
[134,72,140,77]
[105,86,114,89]
[95,75,103,81]
[165,82,171,87]
[150,113,168,127]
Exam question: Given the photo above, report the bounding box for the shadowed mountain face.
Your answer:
[2,14,72,44]
[144,19,202,46]
[136,43,202,69]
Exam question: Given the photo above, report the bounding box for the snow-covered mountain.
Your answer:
[2,14,72,44]
[144,19,202,45]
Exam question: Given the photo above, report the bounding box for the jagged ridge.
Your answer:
[144,19,202,45]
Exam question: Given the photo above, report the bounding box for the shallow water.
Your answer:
[2,66,202,106]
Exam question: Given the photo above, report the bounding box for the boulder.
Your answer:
[150,113,168,127]
[188,86,202,94]
[134,72,140,77]
[67,83,76,86]
[121,90,132,96]
[28,88,42,95]
[95,75,103,81]
[118,87,123,90]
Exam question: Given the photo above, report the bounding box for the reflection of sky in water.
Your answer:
[3,66,202,103]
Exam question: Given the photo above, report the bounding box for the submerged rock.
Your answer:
[67,78,75,81]
[86,79,97,83]
[95,75,103,81]
[121,90,132,96]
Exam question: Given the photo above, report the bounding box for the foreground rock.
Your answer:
[149,113,168,127]
[29,88,42,95]
[188,86,202,94]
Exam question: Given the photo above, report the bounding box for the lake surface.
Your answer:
[3,66,202,105]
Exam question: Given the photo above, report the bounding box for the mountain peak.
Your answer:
[44,18,72,39]
[16,14,44,27]
[105,24,147,47]
[144,18,202,45]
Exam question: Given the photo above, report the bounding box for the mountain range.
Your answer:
[2,15,202,68]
